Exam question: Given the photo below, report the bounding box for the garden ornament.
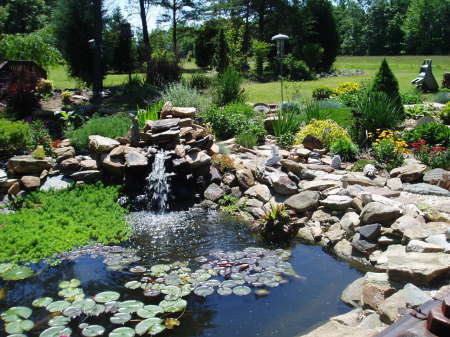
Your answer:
[411,59,439,92]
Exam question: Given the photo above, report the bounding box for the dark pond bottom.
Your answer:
[0,210,363,337]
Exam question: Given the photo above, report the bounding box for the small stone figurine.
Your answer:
[129,113,140,147]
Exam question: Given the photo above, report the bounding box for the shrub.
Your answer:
[411,140,450,170]
[5,68,40,118]
[438,102,450,124]
[190,74,212,90]
[403,123,450,147]
[213,67,244,106]
[369,59,403,113]
[61,90,73,105]
[0,119,30,157]
[433,91,450,104]
[148,49,181,87]
[0,184,130,263]
[36,79,53,97]
[401,90,422,104]
[405,104,434,119]
[29,120,53,156]
[282,56,314,81]
[333,82,361,96]
[351,91,404,145]
[236,131,258,148]
[312,86,333,100]
[330,137,358,161]
[295,119,350,149]
[201,103,266,141]
[161,82,211,113]
[137,101,163,128]
[277,133,296,149]
[371,130,408,170]
[65,114,131,150]
[212,154,235,172]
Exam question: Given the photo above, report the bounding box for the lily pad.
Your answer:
[79,323,89,329]
[217,287,232,296]
[2,307,32,320]
[5,320,34,334]
[63,305,82,317]
[59,279,80,289]
[129,266,146,273]
[110,312,131,325]
[1,313,21,323]
[124,281,141,290]
[0,265,34,281]
[48,315,71,327]
[109,327,135,337]
[150,264,171,276]
[80,299,96,313]
[39,326,71,337]
[58,287,83,298]
[32,297,53,308]
[194,286,214,297]
[94,291,120,303]
[6,334,27,337]
[118,300,144,313]
[105,301,119,313]
[135,317,165,336]
[159,299,187,313]
[82,325,105,337]
[46,301,71,313]
[143,305,164,316]
[84,304,105,316]
[233,286,251,296]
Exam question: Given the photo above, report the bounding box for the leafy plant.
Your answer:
[61,90,73,105]
[65,114,131,150]
[189,74,211,90]
[0,184,130,263]
[273,103,305,138]
[236,132,258,148]
[411,140,450,169]
[372,139,405,170]
[0,119,30,157]
[295,119,350,149]
[330,137,358,161]
[211,154,235,173]
[277,133,296,149]
[433,91,450,104]
[312,86,333,100]
[136,101,163,128]
[54,107,88,128]
[213,67,244,106]
[405,104,434,119]
[161,82,210,113]
[333,81,361,96]
[403,123,450,147]
[401,90,422,104]
[259,204,293,242]
[438,102,450,124]
[36,79,53,98]
[218,194,242,214]
[281,55,314,81]
[148,49,181,87]
[29,120,53,156]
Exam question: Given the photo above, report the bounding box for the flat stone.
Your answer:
[80,159,98,170]
[299,320,379,337]
[244,184,271,202]
[236,168,255,189]
[352,233,378,255]
[272,174,297,195]
[300,179,341,191]
[360,202,402,224]
[40,175,74,191]
[280,159,305,176]
[70,170,102,183]
[151,118,181,133]
[6,155,54,175]
[403,183,450,197]
[331,308,363,327]
[60,158,80,171]
[423,168,450,190]
[320,195,353,210]
[342,173,386,188]
[391,216,423,236]
[151,129,180,144]
[386,178,403,191]
[125,152,148,168]
[357,223,381,241]
[358,313,386,330]
[340,276,364,307]
[296,227,315,243]
[359,186,400,198]
[406,240,444,253]
[20,176,41,190]
[341,212,360,233]
[425,234,450,252]
[390,164,427,183]
[362,273,395,311]
[403,222,449,241]
[110,145,141,159]
[285,191,320,212]
[54,146,75,162]
[204,183,224,202]
[161,107,196,119]
[185,151,211,169]
[88,135,120,153]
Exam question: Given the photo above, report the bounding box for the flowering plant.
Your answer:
[411,139,450,169]
[369,129,407,170]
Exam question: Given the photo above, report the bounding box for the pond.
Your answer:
[0,209,363,337]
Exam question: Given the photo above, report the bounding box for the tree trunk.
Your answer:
[172,0,177,58]
[243,1,250,57]
[139,0,152,81]
[92,0,103,106]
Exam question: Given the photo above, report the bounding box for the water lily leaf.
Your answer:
[143,305,164,316]
[118,300,143,313]
[135,317,165,336]
[0,262,14,273]
[5,320,34,334]
[159,299,187,313]
[109,327,135,337]
[233,286,251,296]
[217,287,232,296]
[143,289,161,297]
[110,312,131,325]
[150,264,171,276]
[85,304,105,316]
[32,297,53,308]
[0,266,34,281]
[82,325,105,337]
[46,301,71,313]
[6,334,27,337]
[124,281,141,290]
[48,315,71,327]
[221,280,239,288]
[161,286,181,298]
[58,287,83,298]
[1,313,21,323]
[39,326,71,337]
[59,279,80,289]
[194,286,214,297]
[80,299,96,313]
[63,305,82,317]
[94,291,120,303]
[3,307,32,319]
[79,323,89,329]
[129,266,146,273]
[165,318,180,329]
[106,265,124,271]
[105,301,119,313]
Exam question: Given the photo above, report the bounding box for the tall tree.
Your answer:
[138,0,152,80]
[0,0,48,34]
[92,0,103,104]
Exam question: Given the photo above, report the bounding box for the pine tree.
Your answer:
[371,59,404,114]
[213,29,229,73]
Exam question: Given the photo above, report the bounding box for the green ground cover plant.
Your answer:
[403,123,450,147]
[0,119,30,157]
[295,119,350,149]
[0,184,130,264]
[65,114,130,150]
[330,137,358,161]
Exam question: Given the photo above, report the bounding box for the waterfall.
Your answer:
[144,149,171,213]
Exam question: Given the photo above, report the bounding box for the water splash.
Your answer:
[144,149,171,213]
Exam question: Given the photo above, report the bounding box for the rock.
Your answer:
[230,186,242,199]
[331,155,342,169]
[342,173,386,188]
[360,193,402,208]
[236,168,255,189]
[300,320,379,337]
[125,152,148,168]
[403,222,449,241]
[40,175,74,191]
[20,176,41,190]
[110,145,141,159]
[358,313,386,330]
[360,202,402,224]
[320,195,353,210]
[300,179,341,191]
[88,135,120,153]
[296,147,312,158]
[60,158,80,171]
[6,155,54,175]
[244,184,271,202]
[280,159,305,176]
[386,178,403,191]
[285,191,320,212]
[390,164,427,183]
[333,239,356,261]
[379,283,432,324]
[423,168,450,190]
[425,234,450,252]
[151,118,180,133]
[391,216,423,236]
[80,159,98,170]
[362,272,395,311]
[8,181,21,195]
[325,223,345,243]
[272,174,297,195]
[185,151,211,169]
[161,107,196,119]
[54,146,75,162]
[302,134,324,150]
[101,154,125,175]
[204,183,224,202]
[406,240,444,253]
[341,212,360,233]
[352,233,378,255]
[296,227,315,243]
[222,173,236,186]
[210,166,222,183]
[358,186,400,199]
[341,277,364,307]
[357,224,381,241]
[244,198,265,218]
[70,170,102,183]
[416,202,449,222]
[151,129,180,145]
[331,308,363,327]
[363,164,376,177]
[403,183,450,197]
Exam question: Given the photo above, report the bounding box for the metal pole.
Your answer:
[280,58,284,104]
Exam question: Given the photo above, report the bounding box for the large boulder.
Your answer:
[244,184,271,203]
[60,158,81,172]
[88,135,120,153]
[125,152,148,168]
[100,153,125,175]
[423,168,450,190]
[6,155,54,175]
[342,173,386,188]
[272,174,298,195]
[403,222,449,241]
[360,202,402,224]
[54,146,75,163]
[390,164,427,183]
[185,151,211,169]
[285,191,320,212]
[204,183,224,202]
[236,168,255,189]
[341,277,364,307]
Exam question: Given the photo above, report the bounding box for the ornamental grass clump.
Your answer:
[161,82,210,113]
[0,184,130,264]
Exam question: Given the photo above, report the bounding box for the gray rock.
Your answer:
[330,155,342,169]
[300,179,341,191]
[363,164,376,177]
[357,224,381,241]
[40,175,74,191]
[70,170,102,183]
[151,118,180,133]
[386,177,403,191]
[88,135,120,153]
[236,168,255,189]
[285,191,320,212]
[341,212,360,233]
[320,195,353,210]
[230,186,242,199]
[6,155,54,175]
[406,240,444,253]
[54,146,76,163]
[222,173,236,186]
[391,216,423,236]
[425,234,450,252]
[390,164,427,183]
[403,222,449,241]
[403,183,450,197]
[0,169,6,180]
[204,183,224,202]
[244,184,271,202]
[352,233,378,255]
[210,166,222,183]
[360,202,402,224]
[423,168,450,190]
[185,151,211,169]
[280,159,305,176]
[341,277,364,307]
[151,129,180,144]
[125,152,148,168]
[272,174,297,195]
[342,173,386,188]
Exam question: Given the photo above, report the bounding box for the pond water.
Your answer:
[0,210,363,337]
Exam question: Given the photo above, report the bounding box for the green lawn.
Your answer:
[49,55,450,102]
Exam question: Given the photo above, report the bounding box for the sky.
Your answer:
[105,0,165,31]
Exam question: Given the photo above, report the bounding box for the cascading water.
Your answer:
[143,149,172,213]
